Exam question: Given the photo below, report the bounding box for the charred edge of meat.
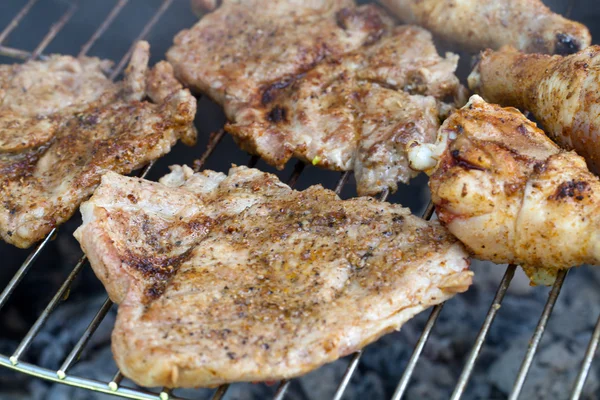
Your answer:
[261,78,296,105]
[2,201,19,217]
[0,148,45,179]
[555,33,582,55]
[75,112,100,126]
[123,249,193,302]
[267,106,288,123]
[335,6,386,46]
[365,28,385,46]
[533,161,548,175]
[450,149,486,171]
[335,7,356,30]
[548,180,590,201]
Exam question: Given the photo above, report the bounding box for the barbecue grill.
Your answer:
[0,1,598,399]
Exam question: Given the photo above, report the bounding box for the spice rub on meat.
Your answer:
[74,165,472,388]
[0,41,197,248]
[411,96,600,285]
[469,45,600,176]
[378,0,591,54]
[167,1,465,196]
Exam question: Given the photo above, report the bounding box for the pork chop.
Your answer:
[167,1,465,196]
[74,165,472,388]
[0,42,197,248]
[227,26,463,195]
[412,95,600,285]
[0,53,114,117]
[167,0,394,118]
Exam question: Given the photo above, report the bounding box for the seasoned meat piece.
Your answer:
[0,53,114,117]
[410,96,600,285]
[167,0,394,118]
[352,87,440,196]
[379,0,591,54]
[168,2,464,195]
[0,46,142,156]
[0,42,197,248]
[469,45,600,175]
[228,26,462,195]
[74,165,472,388]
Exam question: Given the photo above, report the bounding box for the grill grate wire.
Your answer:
[0,0,598,399]
[449,264,517,400]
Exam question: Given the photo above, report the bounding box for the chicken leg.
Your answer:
[409,95,600,285]
[378,0,591,54]
[470,45,600,175]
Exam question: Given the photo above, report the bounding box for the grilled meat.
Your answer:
[351,85,440,196]
[190,0,218,14]
[0,53,115,117]
[227,26,463,195]
[411,96,600,285]
[0,53,116,152]
[0,42,197,248]
[379,0,591,54]
[74,165,472,388]
[167,0,393,116]
[469,45,600,175]
[167,1,464,196]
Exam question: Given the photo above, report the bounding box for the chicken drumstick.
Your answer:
[379,0,590,54]
[409,95,600,285]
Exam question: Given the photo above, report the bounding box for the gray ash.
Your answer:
[2,261,600,400]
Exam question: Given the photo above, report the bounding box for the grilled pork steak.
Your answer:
[74,165,472,388]
[167,1,464,196]
[0,42,197,248]
[378,0,591,54]
[168,0,393,117]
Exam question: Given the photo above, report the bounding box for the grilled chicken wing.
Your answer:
[0,42,197,248]
[469,45,600,175]
[167,2,464,196]
[378,0,591,54]
[410,96,600,285]
[74,165,471,387]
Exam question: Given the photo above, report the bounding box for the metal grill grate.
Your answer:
[0,1,597,399]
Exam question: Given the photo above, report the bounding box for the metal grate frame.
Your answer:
[0,1,598,399]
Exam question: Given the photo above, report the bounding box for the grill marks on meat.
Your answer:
[469,45,600,177]
[427,96,600,285]
[0,42,197,248]
[74,165,471,388]
[167,1,465,196]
